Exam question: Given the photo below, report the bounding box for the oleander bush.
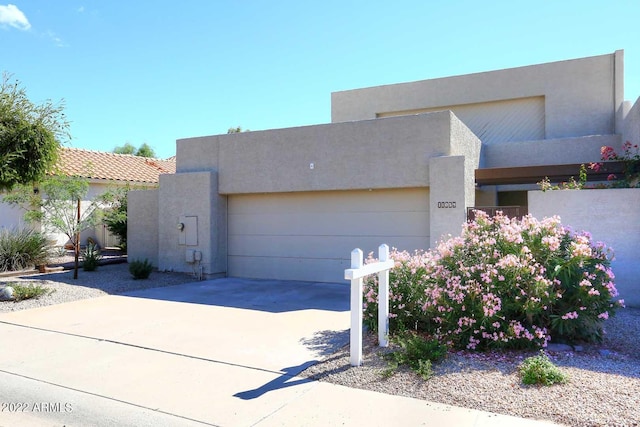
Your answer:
[0,228,50,272]
[363,211,624,351]
[129,258,153,280]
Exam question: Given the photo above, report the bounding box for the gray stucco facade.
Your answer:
[129,50,640,284]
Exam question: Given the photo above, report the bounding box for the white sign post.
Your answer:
[344,244,394,366]
[377,244,390,348]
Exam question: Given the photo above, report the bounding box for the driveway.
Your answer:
[0,278,350,426]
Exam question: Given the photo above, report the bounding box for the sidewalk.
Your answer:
[0,279,562,426]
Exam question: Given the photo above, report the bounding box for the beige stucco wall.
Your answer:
[175,136,220,174]
[127,189,159,266]
[428,117,482,245]
[429,156,467,246]
[332,51,624,141]
[484,134,621,168]
[528,189,640,307]
[623,97,640,147]
[157,171,227,276]
[450,114,482,201]
[177,111,473,194]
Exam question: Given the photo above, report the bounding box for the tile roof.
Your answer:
[54,147,176,184]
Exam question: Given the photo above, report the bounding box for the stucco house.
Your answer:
[129,51,639,288]
[0,147,176,248]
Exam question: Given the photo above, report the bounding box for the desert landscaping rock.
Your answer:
[546,343,573,352]
[0,285,14,301]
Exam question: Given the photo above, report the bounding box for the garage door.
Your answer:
[228,188,430,283]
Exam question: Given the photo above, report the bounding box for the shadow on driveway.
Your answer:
[234,361,317,400]
[121,277,350,313]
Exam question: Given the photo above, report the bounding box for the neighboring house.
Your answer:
[129,50,639,285]
[0,147,176,248]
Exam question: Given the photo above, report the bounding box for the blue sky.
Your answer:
[2,1,639,159]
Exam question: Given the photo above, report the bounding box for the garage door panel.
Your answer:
[228,211,429,236]
[228,188,430,282]
[229,235,430,259]
[228,189,428,214]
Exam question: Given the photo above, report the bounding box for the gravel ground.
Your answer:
[0,262,196,313]
[1,265,639,426]
[301,309,640,427]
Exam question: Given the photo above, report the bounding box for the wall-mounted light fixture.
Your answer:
[177,222,185,231]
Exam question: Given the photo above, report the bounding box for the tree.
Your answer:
[135,142,156,158]
[227,126,250,134]
[0,72,70,191]
[113,142,156,158]
[4,175,102,279]
[113,142,136,155]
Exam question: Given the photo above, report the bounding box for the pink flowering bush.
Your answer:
[363,211,624,351]
[590,141,640,188]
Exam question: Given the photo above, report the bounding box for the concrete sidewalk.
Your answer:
[0,278,562,426]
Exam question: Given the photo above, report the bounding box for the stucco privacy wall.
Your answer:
[332,51,624,141]
[127,189,159,266]
[177,111,474,193]
[528,189,640,308]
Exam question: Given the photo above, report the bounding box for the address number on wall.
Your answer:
[437,201,457,208]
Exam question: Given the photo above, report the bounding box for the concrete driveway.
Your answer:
[0,278,350,426]
[0,278,560,426]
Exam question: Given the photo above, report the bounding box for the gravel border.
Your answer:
[2,266,639,426]
[300,309,640,427]
[0,263,196,313]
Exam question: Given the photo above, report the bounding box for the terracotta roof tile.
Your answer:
[54,148,176,184]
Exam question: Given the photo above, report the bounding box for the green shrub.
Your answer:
[363,211,624,351]
[129,258,153,280]
[99,185,129,253]
[383,332,447,380]
[11,283,54,301]
[82,243,102,271]
[519,351,568,386]
[0,228,50,272]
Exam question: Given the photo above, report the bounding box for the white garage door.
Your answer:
[228,188,430,283]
